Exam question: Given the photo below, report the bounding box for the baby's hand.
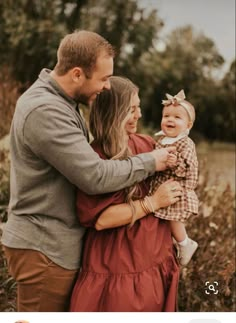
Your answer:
[166,153,177,168]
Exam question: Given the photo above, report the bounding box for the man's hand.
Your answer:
[150,147,177,171]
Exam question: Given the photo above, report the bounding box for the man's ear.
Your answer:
[71,67,83,83]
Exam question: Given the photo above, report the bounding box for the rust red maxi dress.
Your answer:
[70,134,180,312]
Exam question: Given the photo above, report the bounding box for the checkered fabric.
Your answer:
[149,136,199,222]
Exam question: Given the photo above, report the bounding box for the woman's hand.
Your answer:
[150,179,182,210]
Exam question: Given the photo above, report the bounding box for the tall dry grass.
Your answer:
[178,159,235,311]
[0,66,21,139]
[0,150,16,311]
[0,153,235,312]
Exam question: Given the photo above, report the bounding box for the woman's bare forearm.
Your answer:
[95,200,148,230]
[95,179,183,231]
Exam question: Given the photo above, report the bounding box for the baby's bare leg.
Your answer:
[170,221,198,266]
[170,220,187,242]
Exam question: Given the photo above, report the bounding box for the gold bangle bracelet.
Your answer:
[145,196,155,214]
[140,198,150,214]
[143,198,152,214]
[127,201,137,228]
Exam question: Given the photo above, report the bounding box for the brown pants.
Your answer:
[3,246,78,312]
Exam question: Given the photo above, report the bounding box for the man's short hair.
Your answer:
[54,30,115,78]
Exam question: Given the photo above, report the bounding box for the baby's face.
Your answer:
[161,104,191,137]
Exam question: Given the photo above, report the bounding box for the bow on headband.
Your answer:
[162,89,186,106]
[162,89,194,122]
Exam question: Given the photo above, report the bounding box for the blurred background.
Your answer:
[0,0,235,312]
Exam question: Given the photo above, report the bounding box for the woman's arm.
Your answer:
[95,179,182,230]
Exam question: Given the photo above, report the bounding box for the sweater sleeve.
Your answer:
[23,105,155,194]
[76,134,154,227]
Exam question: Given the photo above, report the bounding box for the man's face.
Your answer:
[75,52,113,105]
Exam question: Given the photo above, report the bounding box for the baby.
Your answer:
[149,90,199,266]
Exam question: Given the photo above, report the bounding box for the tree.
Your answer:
[217,60,236,141]
[0,0,90,84]
[0,1,235,141]
[140,26,231,141]
[0,0,163,86]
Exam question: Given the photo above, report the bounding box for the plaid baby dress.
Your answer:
[149,135,199,222]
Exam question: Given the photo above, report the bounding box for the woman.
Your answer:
[70,76,182,312]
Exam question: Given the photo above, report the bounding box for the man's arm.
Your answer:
[24,106,171,194]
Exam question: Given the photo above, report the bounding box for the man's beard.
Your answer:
[75,93,90,105]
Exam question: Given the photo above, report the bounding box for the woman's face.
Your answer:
[125,92,142,135]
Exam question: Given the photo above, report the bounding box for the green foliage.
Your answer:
[139,26,224,125]
[0,0,89,84]
[136,26,235,143]
[0,0,235,141]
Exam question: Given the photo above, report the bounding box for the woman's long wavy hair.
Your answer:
[89,76,142,204]
[90,76,138,159]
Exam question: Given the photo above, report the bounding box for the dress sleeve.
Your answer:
[76,186,126,228]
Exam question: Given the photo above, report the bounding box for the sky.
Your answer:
[139,0,235,70]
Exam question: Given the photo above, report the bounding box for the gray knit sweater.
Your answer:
[1,69,155,269]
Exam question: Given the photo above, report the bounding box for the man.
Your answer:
[2,30,179,311]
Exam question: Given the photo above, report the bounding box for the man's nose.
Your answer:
[104,79,111,90]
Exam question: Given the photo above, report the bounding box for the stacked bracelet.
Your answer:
[128,196,155,228]
[140,198,149,214]
[140,196,155,215]
[127,201,137,228]
[145,196,155,213]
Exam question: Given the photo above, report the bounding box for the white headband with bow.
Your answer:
[162,89,193,122]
